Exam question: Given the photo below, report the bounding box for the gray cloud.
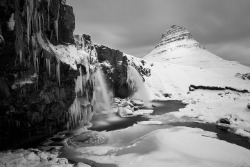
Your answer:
[67,0,250,66]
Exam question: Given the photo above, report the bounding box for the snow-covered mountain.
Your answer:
[136,25,250,137]
[143,25,250,97]
[144,25,249,72]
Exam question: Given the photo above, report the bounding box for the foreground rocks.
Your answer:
[114,98,153,117]
[0,148,73,167]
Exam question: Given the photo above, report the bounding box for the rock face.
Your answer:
[155,25,205,49]
[0,0,97,150]
[94,45,129,98]
[94,45,123,65]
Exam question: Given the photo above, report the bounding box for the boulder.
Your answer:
[217,118,230,125]
[131,99,144,106]
[163,93,172,98]
[247,103,250,110]
[118,107,133,117]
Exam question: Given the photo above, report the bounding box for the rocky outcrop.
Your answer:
[94,45,128,98]
[144,25,209,61]
[235,73,250,80]
[94,45,151,98]
[94,45,123,65]
[155,25,205,49]
[0,0,98,150]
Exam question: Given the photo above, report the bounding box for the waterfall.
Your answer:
[93,67,112,112]
[127,65,151,103]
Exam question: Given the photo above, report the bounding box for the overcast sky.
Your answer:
[67,0,250,67]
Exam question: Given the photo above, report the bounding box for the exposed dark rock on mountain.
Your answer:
[156,25,205,49]
[235,73,250,80]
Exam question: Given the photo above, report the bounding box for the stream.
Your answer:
[39,100,250,166]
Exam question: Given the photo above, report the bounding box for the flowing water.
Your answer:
[127,65,151,104]
[93,67,112,112]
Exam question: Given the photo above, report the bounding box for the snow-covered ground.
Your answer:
[62,126,250,167]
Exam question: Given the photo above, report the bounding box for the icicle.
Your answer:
[33,50,37,72]
[45,58,47,70]
[48,59,51,76]
[54,3,60,41]
[54,20,58,41]
[46,58,51,76]
[38,13,41,32]
[34,10,38,33]
[56,58,61,86]
[36,56,39,73]
[41,13,44,31]
[19,50,22,63]
[47,0,51,30]
[31,35,36,48]
[26,4,30,46]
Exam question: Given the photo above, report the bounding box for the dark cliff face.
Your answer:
[0,0,96,150]
[94,45,130,98]
[94,45,151,98]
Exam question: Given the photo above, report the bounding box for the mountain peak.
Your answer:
[144,25,222,66]
[155,25,204,49]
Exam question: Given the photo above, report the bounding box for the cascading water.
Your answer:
[127,65,151,103]
[93,66,113,112]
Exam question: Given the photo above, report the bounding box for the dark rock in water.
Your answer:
[247,103,250,110]
[217,118,231,125]
[163,93,172,98]
[133,106,139,111]
[216,124,230,132]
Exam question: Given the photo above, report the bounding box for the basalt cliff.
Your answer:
[0,0,150,150]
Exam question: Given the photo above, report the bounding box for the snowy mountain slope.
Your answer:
[144,25,250,75]
[142,25,250,98]
[126,25,250,137]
